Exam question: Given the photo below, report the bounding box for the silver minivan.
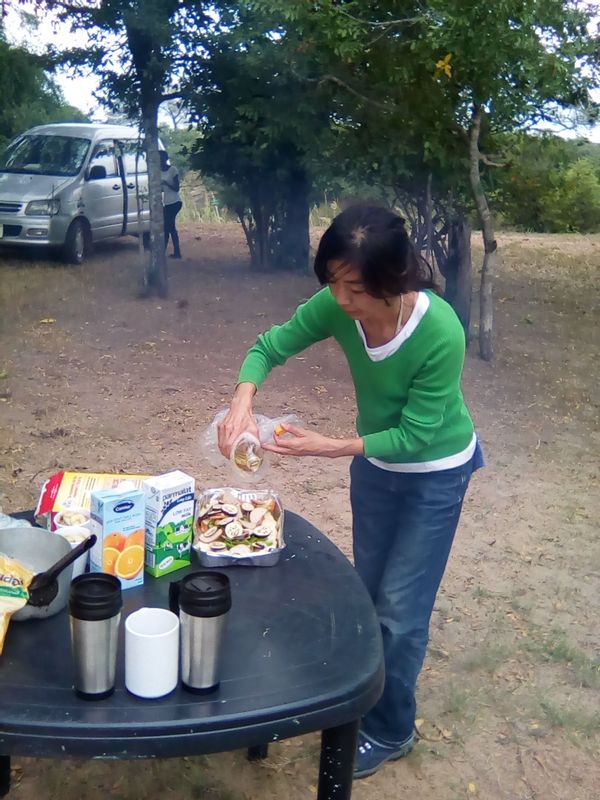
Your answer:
[0,123,156,264]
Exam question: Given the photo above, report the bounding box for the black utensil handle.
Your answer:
[43,534,97,584]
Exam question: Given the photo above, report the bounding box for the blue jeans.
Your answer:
[351,445,483,746]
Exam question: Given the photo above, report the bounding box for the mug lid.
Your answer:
[69,573,122,621]
[179,571,231,617]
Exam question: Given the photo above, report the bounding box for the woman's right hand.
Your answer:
[217,382,259,458]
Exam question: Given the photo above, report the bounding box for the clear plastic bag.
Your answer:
[200,410,302,482]
[0,507,32,530]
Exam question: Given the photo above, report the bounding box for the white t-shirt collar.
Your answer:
[356,291,430,362]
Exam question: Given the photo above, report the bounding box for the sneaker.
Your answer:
[353,731,415,779]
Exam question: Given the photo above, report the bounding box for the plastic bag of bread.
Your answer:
[0,554,34,654]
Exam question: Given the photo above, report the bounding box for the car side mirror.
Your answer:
[87,165,107,181]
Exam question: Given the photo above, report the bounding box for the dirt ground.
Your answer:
[0,224,599,800]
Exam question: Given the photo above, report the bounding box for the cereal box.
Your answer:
[36,471,151,532]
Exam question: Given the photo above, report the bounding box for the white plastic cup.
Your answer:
[125,607,180,698]
[56,525,92,579]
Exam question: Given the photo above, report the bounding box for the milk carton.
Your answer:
[89,486,145,590]
[144,471,195,577]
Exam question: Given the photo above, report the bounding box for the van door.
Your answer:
[82,139,125,239]
[119,139,149,234]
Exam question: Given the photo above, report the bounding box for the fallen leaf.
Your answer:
[39,318,56,324]
[309,786,317,795]
[468,782,477,793]
[0,370,7,379]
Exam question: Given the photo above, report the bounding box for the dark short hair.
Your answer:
[314,204,437,298]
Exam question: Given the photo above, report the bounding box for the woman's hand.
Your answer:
[217,383,258,458]
[262,423,363,458]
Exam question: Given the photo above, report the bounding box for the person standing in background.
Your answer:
[160,150,183,259]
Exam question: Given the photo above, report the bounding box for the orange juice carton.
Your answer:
[89,485,145,589]
[144,471,195,578]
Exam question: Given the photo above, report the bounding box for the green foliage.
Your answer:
[489,133,600,232]
[0,37,87,152]
[542,158,600,233]
[50,0,210,116]
[158,125,201,177]
[182,5,337,269]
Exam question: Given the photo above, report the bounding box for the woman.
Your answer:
[160,150,182,259]
[218,204,483,779]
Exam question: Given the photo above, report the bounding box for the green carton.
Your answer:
[144,471,195,577]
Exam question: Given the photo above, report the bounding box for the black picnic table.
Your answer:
[0,510,384,799]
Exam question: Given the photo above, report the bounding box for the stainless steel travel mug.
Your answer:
[169,571,231,693]
[69,573,122,699]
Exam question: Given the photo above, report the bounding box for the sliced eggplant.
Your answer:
[199,527,224,544]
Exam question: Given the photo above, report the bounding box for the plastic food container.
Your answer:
[193,488,284,567]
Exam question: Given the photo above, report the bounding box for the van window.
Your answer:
[89,140,118,177]
[119,140,147,176]
[0,134,90,177]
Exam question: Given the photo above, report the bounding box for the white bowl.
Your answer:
[54,507,90,529]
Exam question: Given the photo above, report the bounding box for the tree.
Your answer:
[489,133,600,232]
[250,0,599,358]
[46,0,211,297]
[0,34,87,152]
[541,158,600,232]
[425,0,598,358]
[183,5,335,271]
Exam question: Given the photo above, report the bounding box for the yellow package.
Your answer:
[0,554,34,654]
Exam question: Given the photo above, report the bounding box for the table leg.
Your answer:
[247,744,269,761]
[317,719,359,800]
[0,755,10,797]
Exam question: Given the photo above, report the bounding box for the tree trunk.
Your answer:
[468,105,496,361]
[142,102,168,298]
[445,218,472,340]
[279,168,310,271]
[135,139,144,264]
[238,210,256,265]
[425,172,433,266]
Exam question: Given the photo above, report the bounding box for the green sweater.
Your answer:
[238,288,474,464]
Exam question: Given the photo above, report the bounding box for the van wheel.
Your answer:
[63,219,89,265]
[142,231,151,250]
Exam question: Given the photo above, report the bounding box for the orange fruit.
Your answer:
[104,532,126,551]
[126,529,145,548]
[103,546,120,575]
[115,545,144,580]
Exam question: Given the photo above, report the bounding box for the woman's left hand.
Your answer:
[262,424,363,458]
